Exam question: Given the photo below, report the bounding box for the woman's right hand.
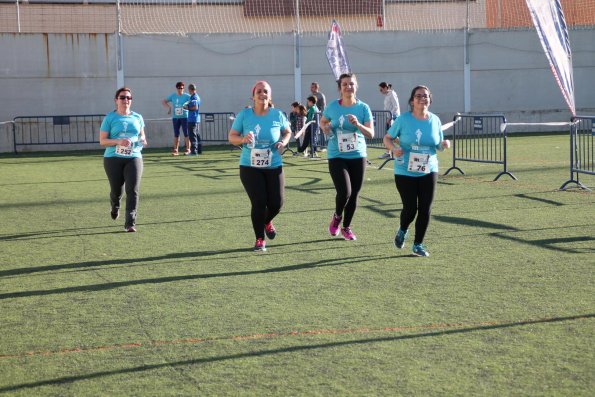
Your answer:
[392,146,404,157]
[243,132,255,145]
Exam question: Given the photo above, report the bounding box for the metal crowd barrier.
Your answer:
[199,112,236,142]
[560,115,594,191]
[12,114,104,153]
[367,110,393,148]
[444,113,517,181]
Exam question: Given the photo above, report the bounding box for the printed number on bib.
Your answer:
[175,107,184,116]
[338,130,357,153]
[251,148,272,168]
[115,144,133,156]
[408,152,430,174]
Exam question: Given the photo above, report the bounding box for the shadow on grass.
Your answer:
[434,215,594,254]
[0,236,347,278]
[0,253,383,300]
[513,193,565,206]
[1,313,592,393]
[491,233,595,254]
[433,215,518,231]
[0,204,345,242]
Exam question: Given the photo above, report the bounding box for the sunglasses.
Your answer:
[118,96,132,100]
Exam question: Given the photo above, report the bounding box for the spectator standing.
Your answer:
[292,104,308,155]
[184,83,202,155]
[383,85,450,257]
[162,81,191,155]
[99,87,147,233]
[310,81,326,112]
[289,101,300,134]
[319,73,374,241]
[378,82,401,159]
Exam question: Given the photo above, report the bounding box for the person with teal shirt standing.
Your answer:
[184,83,202,155]
[99,87,147,232]
[162,81,191,155]
[383,85,451,257]
[319,73,374,241]
[228,80,292,252]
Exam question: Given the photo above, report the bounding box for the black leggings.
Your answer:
[240,166,285,239]
[103,156,143,228]
[328,157,367,228]
[297,124,316,153]
[394,172,438,245]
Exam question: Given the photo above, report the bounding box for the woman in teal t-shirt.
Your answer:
[319,73,374,242]
[99,87,147,233]
[228,81,291,252]
[383,85,450,257]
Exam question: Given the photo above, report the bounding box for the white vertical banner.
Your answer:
[526,0,575,116]
[326,20,351,81]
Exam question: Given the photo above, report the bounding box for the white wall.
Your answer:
[1,29,594,152]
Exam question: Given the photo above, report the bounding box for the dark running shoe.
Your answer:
[110,209,119,220]
[394,228,408,249]
[412,243,430,257]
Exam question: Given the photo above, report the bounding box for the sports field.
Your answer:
[0,133,593,396]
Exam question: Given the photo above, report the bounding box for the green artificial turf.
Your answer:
[0,134,593,396]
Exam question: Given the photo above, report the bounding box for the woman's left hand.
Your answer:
[441,139,451,149]
[347,114,359,127]
[275,142,286,154]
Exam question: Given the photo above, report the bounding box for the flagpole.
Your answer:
[464,0,471,112]
[116,0,125,88]
[294,0,302,103]
[16,0,21,32]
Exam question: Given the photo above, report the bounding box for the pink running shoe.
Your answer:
[328,213,342,236]
[253,238,267,252]
[265,222,277,240]
[341,227,357,241]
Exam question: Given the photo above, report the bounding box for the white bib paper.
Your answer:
[115,144,133,156]
[407,152,430,174]
[337,130,357,153]
[250,148,272,168]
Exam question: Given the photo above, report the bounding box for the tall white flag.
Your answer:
[326,20,351,81]
[526,0,575,115]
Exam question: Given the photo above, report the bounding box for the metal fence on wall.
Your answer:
[12,114,104,153]
[12,112,236,153]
